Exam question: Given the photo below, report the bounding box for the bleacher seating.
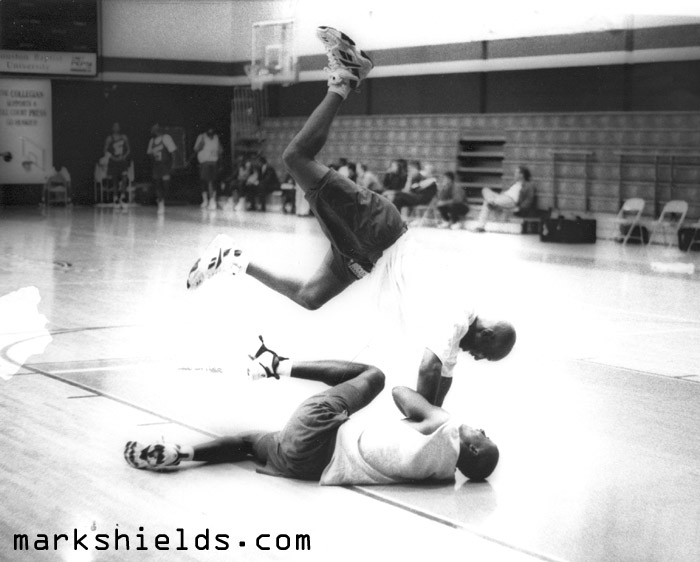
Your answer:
[261,111,700,236]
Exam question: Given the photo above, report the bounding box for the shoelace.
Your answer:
[323,47,340,74]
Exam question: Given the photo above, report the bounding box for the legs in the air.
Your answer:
[186,27,375,309]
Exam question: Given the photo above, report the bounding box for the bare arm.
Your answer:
[392,386,450,435]
[193,135,204,153]
[416,348,453,407]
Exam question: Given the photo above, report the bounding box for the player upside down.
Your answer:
[125,339,499,484]
[186,26,516,407]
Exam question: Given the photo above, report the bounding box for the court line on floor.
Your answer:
[3,328,569,562]
[574,357,700,382]
[348,486,568,562]
[568,299,700,326]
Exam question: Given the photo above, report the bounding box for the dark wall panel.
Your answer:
[51,80,233,204]
[370,73,482,115]
[486,66,626,113]
[628,61,700,111]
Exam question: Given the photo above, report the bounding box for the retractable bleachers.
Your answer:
[262,111,700,236]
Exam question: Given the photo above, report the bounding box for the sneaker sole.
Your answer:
[186,235,238,289]
[316,26,374,84]
[316,26,356,48]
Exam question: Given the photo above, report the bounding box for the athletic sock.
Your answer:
[277,359,292,378]
[328,83,352,100]
[180,445,194,460]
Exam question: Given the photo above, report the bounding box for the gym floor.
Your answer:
[1,204,699,562]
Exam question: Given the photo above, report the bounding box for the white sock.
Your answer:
[328,84,351,100]
[277,359,292,378]
[179,445,194,460]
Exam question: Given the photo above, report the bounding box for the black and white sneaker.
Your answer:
[124,441,184,470]
[247,335,288,381]
[186,234,248,290]
[316,26,373,97]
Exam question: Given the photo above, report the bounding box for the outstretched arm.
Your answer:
[392,386,450,435]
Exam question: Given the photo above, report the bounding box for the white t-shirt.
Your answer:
[503,181,523,204]
[320,418,460,485]
[195,133,220,163]
[370,231,475,378]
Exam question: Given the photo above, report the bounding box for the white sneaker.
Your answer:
[450,222,464,230]
[316,26,373,98]
[157,201,165,215]
[186,234,248,290]
[208,197,217,211]
[124,441,184,470]
[247,335,287,381]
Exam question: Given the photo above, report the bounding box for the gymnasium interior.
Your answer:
[1,2,700,561]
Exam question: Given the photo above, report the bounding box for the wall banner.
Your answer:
[0,79,53,185]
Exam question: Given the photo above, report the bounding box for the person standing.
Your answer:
[194,126,222,210]
[146,124,177,214]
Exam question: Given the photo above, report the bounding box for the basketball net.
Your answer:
[247,19,298,91]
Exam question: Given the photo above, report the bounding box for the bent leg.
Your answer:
[317,364,385,415]
[192,431,267,463]
[282,92,343,192]
[246,247,352,310]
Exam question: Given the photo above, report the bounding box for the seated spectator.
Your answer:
[43,163,72,205]
[244,156,280,212]
[382,159,407,193]
[436,171,468,229]
[337,157,350,178]
[386,161,438,214]
[346,162,358,183]
[104,122,131,209]
[473,166,533,232]
[357,162,382,193]
[280,173,296,214]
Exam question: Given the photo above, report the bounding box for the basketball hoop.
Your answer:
[21,160,33,171]
[247,19,299,90]
[245,64,265,91]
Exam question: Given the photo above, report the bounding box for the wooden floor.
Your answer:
[1,204,699,562]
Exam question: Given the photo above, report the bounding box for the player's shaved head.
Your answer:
[460,317,516,361]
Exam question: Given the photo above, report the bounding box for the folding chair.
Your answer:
[44,179,68,205]
[613,197,646,245]
[94,160,111,204]
[683,220,700,253]
[648,200,688,247]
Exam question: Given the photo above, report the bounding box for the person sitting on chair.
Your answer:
[387,161,438,215]
[437,171,468,229]
[473,166,532,232]
[43,163,72,205]
[104,122,131,210]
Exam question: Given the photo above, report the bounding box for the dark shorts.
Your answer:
[107,159,129,178]
[199,161,218,182]
[305,169,406,282]
[256,385,362,480]
[152,162,172,180]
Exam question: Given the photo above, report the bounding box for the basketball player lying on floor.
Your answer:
[186,26,516,407]
[124,342,499,484]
